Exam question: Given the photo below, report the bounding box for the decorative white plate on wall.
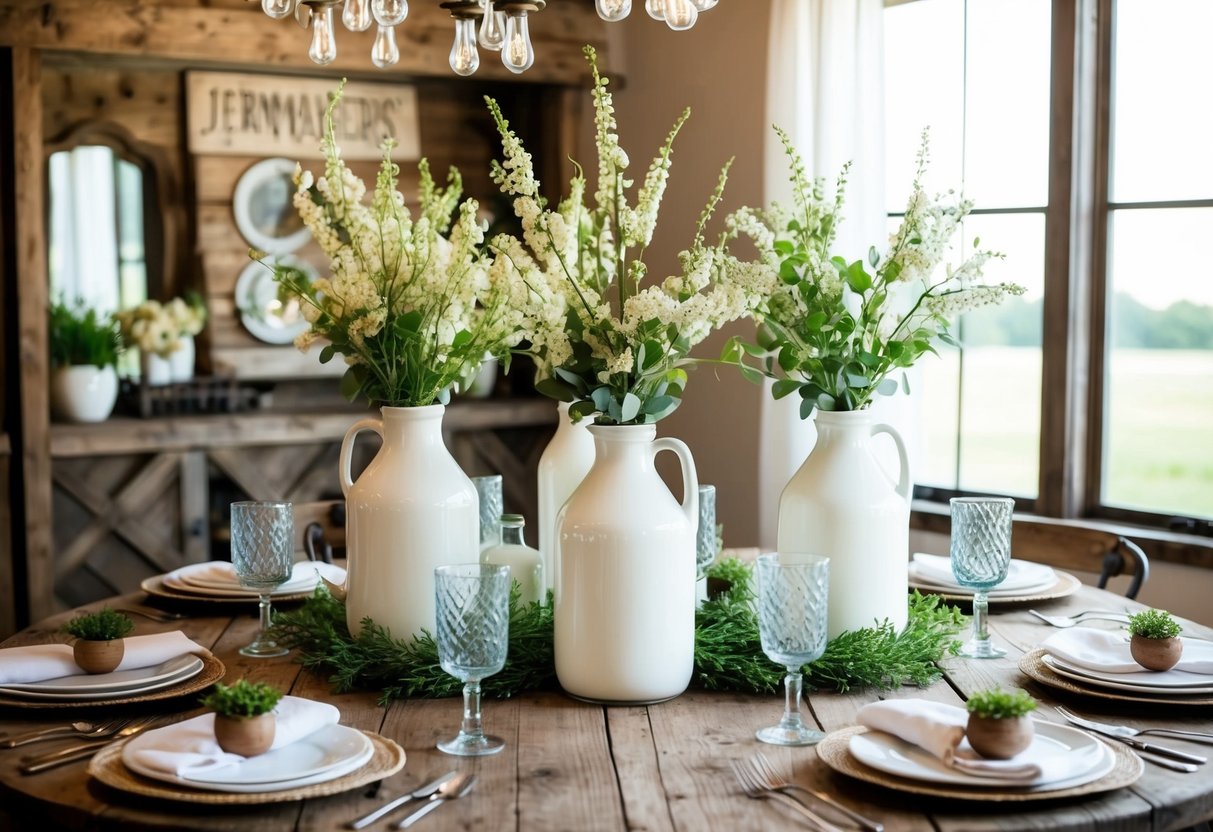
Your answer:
[232,157,312,255]
[235,256,315,345]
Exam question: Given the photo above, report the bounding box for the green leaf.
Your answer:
[773,240,794,256]
[816,392,837,411]
[451,329,473,350]
[607,396,623,424]
[339,367,363,401]
[535,378,576,402]
[846,373,870,389]
[772,379,801,400]
[554,367,588,393]
[394,310,423,336]
[591,386,612,413]
[877,378,899,396]
[737,363,763,385]
[846,260,872,293]
[620,392,642,423]
[902,372,911,395]
[779,260,799,284]
[569,400,597,422]
[799,398,816,420]
[644,394,676,415]
[868,246,880,268]
[319,344,336,364]
[777,346,799,373]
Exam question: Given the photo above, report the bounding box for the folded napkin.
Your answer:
[0,631,210,686]
[910,553,1056,593]
[123,696,340,777]
[170,561,346,593]
[1042,627,1213,676]
[857,699,1083,783]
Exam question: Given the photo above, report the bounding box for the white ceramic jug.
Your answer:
[537,402,595,596]
[777,409,911,639]
[339,405,478,640]
[554,424,698,704]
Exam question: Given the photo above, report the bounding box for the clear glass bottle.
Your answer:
[482,514,544,606]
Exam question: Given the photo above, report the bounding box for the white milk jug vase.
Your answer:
[555,424,698,704]
[777,409,911,639]
[537,402,595,596]
[339,404,478,640]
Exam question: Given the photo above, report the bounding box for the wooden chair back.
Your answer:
[1011,517,1149,599]
[292,500,345,562]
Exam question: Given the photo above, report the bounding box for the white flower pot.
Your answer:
[50,365,118,423]
[777,409,911,639]
[141,351,172,386]
[536,402,595,596]
[169,335,195,382]
[554,424,698,704]
[338,405,478,640]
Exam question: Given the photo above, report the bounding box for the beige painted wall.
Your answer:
[596,1,773,547]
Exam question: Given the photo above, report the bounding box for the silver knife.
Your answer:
[347,771,459,829]
[1083,726,1207,765]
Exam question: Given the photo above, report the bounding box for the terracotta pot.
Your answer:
[966,714,1034,760]
[213,712,276,757]
[1130,634,1183,671]
[72,638,124,674]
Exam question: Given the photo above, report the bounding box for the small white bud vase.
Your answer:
[554,424,698,704]
[141,350,172,386]
[168,334,195,382]
[537,402,595,595]
[483,513,544,605]
[777,409,911,639]
[339,405,478,640]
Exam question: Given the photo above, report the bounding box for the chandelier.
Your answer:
[260,0,720,76]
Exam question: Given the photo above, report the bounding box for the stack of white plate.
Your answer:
[161,561,345,600]
[123,723,375,793]
[0,655,205,702]
[1042,655,1213,696]
[909,553,1061,598]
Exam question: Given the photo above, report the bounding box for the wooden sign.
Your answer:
[186,72,419,161]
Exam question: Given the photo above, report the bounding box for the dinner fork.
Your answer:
[1,717,131,749]
[729,759,845,832]
[1028,609,1130,628]
[748,753,884,832]
[19,717,160,774]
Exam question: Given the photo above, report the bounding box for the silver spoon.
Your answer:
[396,773,476,828]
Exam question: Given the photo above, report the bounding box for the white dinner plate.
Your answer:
[235,257,314,345]
[0,655,204,701]
[909,554,1058,594]
[849,720,1113,790]
[1043,655,1213,695]
[124,724,375,793]
[909,576,1060,598]
[161,574,316,599]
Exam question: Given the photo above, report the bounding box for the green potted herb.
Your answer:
[62,608,134,673]
[200,679,283,756]
[1127,609,1183,671]
[48,298,123,423]
[965,688,1037,759]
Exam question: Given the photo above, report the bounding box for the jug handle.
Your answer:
[871,422,911,501]
[652,437,700,536]
[339,416,384,498]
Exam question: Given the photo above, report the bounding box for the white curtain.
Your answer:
[759,0,894,548]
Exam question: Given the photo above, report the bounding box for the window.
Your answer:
[884,0,1213,529]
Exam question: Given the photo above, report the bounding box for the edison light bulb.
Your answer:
[371,24,400,67]
[478,2,505,51]
[662,0,697,30]
[372,0,408,27]
[450,17,480,76]
[691,0,718,9]
[343,0,373,31]
[308,4,338,64]
[645,0,665,20]
[596,0,632,22]
[262,0,292,19]
[502,11,535,74]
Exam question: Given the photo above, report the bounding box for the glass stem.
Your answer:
[972,590,990,643]
[779,669,805,731]
[257,593,273,642]
[460,680,485,740]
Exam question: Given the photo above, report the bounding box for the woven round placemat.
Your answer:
[1019,649,1213,707]
[0,654,224,710]
[87,730,405,805]
[140,576,313,605]
[909,570,1081,607]
[816,725,1142,802]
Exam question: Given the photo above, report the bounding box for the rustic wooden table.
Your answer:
[0,584,1210,831]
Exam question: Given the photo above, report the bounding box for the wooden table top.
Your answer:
[1,583,1211,832]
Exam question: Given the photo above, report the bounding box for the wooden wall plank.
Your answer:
[12,47,54,623]
[0,0,612,84]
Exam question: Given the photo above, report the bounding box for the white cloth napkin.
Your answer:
[123,696,340,777]
[0,631,210,686]
[910,553,1056,593]
[856,699,1082,783]
[170,561,346,593]
[1041,627,1213,676]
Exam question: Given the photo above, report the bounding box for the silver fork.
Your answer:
[729,759,845,832]
[0,717,130,748]
[20,716,161,774]
[1055,707,1213,745]
[1028,609,1130,628]
[749,752,884,832]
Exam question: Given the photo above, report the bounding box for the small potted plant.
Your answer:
[1127,608,1183,671]
[965,688,1038,759]
[48,298,123,423]
[201,679,283,756]
[62,608,134,673]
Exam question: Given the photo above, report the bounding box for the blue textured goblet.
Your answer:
[230,501,294,658]
[950,497,1015,659]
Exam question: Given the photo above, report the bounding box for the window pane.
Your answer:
[884,0,964,212]
[963,0,1050,209]
[1111,0,1213,202]
[1104,208,1213,519]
